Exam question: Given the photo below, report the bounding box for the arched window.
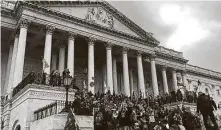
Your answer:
[15,125,20,130]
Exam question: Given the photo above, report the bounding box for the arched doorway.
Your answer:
[15,125,21,130]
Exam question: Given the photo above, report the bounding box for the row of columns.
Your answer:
[5,18,187,98]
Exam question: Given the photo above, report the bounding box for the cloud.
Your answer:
[109,1,221,72]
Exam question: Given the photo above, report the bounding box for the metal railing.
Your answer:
[12,72,36,97]
[12,72,65,97]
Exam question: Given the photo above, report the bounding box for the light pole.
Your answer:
[62,69,73,112]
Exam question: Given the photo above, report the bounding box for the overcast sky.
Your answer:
[109,1,221,72]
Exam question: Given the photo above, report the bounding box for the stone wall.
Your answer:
[2,85,75,130]
[30,113,68,130]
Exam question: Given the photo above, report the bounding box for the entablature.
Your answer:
[186,64,221,81]
[186,74,221,87]
[155,46,188,63]
[154,58,186,71]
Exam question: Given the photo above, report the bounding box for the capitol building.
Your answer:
[1,1,221,130]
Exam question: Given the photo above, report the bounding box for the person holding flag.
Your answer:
[41,56,50,72]
[41,56,50,84]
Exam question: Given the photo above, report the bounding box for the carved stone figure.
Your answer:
[85,8,96,22]
[85,7,114,28]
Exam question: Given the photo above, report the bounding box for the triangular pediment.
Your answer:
[26,1,158,43]
[47,5,141,37]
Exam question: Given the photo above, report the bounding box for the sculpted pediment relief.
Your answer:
[85,7,114,29]
[39,5,142,38]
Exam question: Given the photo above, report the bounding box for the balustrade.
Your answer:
[12,71,67,97]
[33,101,72,121]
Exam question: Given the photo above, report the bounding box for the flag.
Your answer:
[42,57,49,71]
[104,81,108,93]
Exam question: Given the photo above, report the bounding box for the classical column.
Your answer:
[150,55,159,97]
[182,70,187,87]
[112,56,118,94]
[43,25,55,74]
[13,19,30,87]
[172,69,178,92]
[106,43,113,94]
[7,34,19,95]
[129,69,134,96]
[4,43,13,96]
[88,37,96,94]
[161,66,169,93]
[58,43,66,73]
[181,70,187,98]
[51,53,57,71]
[137,52,146,98]
[67,32,77,77]
[122,47,130,96]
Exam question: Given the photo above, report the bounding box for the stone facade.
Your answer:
[2,85,75,130]
[1,1,221,130]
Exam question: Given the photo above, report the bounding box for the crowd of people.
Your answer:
[92,90,219,130]
[70,88,94,116]
[10,69,221,130]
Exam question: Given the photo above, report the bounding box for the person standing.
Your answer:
[197,92,218,130]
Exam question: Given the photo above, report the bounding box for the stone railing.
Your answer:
[155,46,183,58]
[33,101,72,121]
[1,0,16,10]
[186,64,221,79]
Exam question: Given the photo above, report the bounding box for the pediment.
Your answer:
[45,5,141,37]
[26,1,154,40]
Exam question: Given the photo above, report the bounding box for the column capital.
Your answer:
[45,25,55,35]
[68,32,77,40]
[171,68,177,71]
[181,70,187,76]
[149,53,157,61]
[137,51,143,57]
[122,47,129,54]
[105,42,113,50]
[19,19,30,29]
[88,37,96,46]
[59,42,66,48]
[160,65,168,71]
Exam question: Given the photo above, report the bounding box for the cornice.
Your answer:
[186,65,221,81]
[186,74,221,86]
[20,1,158,47]
[155,51,188,64]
